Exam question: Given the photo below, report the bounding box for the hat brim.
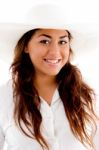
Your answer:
[0,22,99,63]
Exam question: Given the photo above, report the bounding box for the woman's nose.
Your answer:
[48,43,60,55]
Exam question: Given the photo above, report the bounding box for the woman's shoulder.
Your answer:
[0,79,13,111]
[0,80,14,131]
[0,79,13,98]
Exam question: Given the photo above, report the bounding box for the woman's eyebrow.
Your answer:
[38,34,68,39]
[39,34,51,38]
[60,35,68,39]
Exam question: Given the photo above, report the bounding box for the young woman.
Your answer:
[0,2,98,150]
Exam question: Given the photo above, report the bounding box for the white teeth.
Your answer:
[44,59,60,64]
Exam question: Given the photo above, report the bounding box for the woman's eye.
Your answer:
[40,40,50,44]
[59,40,67,45]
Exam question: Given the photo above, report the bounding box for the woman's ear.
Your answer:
[68,47,73,62]
[24,47,28,53]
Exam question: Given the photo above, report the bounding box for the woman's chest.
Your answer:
[4,100,87,150]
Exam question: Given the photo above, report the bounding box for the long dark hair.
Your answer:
[10,29,98,150]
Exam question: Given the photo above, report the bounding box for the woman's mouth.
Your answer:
[44,59,61,64]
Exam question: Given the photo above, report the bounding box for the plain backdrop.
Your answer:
[0,0,99,149]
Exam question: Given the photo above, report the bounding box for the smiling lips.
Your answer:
[44,58,61,64]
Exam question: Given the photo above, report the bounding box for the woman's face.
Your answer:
[25,29,70,77]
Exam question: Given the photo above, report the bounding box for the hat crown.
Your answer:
[24,2,70,29]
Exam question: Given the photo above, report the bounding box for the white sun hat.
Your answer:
[0,1,99,63]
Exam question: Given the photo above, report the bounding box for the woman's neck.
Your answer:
[34,75,58,105]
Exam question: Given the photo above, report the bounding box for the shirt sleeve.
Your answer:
[0,125,5,150]
[94,96,99,149]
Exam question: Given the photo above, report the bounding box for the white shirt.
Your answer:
[0,80,98,150]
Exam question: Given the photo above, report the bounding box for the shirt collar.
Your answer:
[40,88,60,106]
